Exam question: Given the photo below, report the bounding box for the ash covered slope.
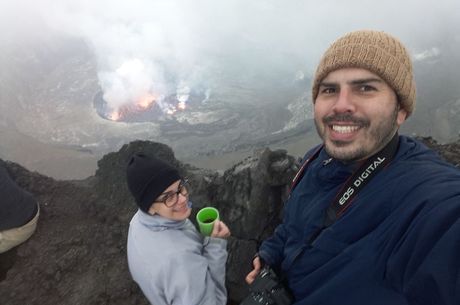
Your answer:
[0,138,459,305]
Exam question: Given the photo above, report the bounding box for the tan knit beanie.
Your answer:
[312,30,416,116]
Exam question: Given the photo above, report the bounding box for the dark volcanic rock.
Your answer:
[0,159,147,305]
[0,138,459,305]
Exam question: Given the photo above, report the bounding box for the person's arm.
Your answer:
[244,219,289,285]
[202,220,230,305]
[253,147,320,276]
[258,222,289,267]
[245,255,263,284]
[387,195,460,305]
[154,242,228,305]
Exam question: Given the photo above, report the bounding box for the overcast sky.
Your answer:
[1,0,459,109]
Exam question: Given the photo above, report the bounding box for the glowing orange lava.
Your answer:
[177,101,187,110]
[108,110,121,121]
[136,93,156,110]
[104,91,189,121]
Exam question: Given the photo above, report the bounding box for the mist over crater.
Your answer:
[1,0,459,179]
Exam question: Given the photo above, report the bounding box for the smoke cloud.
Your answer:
[1,0,460,110]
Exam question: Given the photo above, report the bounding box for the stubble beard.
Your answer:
[315,107,400,162]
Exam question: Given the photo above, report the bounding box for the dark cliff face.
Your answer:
[0,138,459,305]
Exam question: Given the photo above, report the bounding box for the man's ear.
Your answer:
[397,107,408,126]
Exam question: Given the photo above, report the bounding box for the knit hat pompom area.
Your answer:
[311,30,416,117]
[126,153,181,213]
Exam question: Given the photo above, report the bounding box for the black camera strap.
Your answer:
[323,133,399,226]
[284,133,399,270]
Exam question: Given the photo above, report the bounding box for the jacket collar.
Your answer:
[136,210,189,232]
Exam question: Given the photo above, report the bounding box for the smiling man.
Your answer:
[314,68,406,161]
[246,30,460,305]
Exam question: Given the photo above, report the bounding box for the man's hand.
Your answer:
[210,220,231,239]
[245,256,262,284]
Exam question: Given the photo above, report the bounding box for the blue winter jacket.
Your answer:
[258,136,460,305]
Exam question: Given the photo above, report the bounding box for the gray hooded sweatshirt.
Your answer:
[127,210,228,305]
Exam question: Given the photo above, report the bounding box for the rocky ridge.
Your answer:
[0,137,459,305]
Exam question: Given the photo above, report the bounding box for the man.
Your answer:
[0,164,39,254]
[126,153,230,305]
[246,30,460,305]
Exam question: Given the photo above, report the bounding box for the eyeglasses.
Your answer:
[154,179,189,207]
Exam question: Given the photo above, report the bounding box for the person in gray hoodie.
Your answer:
[126,153,230,305]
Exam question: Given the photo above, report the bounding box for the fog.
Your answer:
[1,0,459,179]
[2,0,460,110]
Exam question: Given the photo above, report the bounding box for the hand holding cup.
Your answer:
[196,207,231,238]
[210,220,230,239]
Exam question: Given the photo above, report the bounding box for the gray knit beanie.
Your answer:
[312,30,416,116]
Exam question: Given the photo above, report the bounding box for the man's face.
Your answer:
[314,68,407,162]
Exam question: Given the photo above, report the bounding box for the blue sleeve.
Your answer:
[258,194,297,268]
[258,222,288,268]
[387,194,460,305]
[258,146,321,269]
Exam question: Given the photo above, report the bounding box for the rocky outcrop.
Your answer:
[0,138,459,305]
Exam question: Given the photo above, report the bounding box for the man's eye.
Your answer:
[359,85,375,92]
[320,87,336,94]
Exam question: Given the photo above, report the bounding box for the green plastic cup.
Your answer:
[196,207,219,236]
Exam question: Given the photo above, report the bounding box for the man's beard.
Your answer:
[315,107,399,162]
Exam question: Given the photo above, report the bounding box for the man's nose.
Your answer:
[332,87,355,113]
